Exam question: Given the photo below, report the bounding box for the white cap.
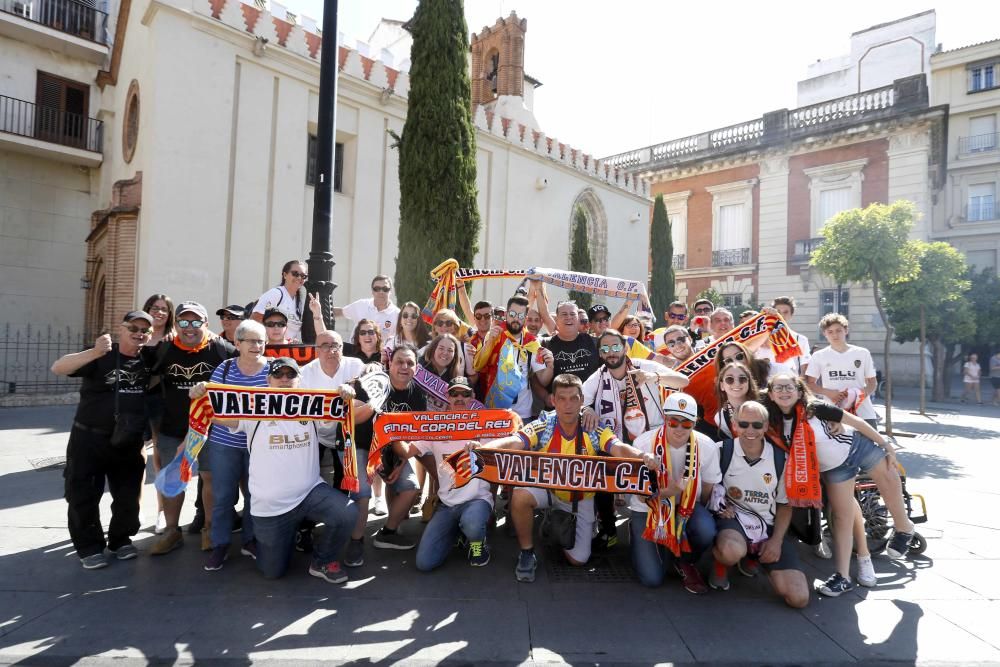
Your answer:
[662,392,698,421]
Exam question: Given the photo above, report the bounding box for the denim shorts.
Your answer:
[822,431,887,484]
[340,448,419,500]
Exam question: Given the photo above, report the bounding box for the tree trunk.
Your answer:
[931,338,947,402]
[873,279,893,435]
[919,305,926,415]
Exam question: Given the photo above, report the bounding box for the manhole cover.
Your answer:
[544,545,636,583]
[29,456,66,470]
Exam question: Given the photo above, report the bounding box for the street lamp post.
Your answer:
[305,0,339,337]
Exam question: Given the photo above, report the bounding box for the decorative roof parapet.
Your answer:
[604,75,929,174]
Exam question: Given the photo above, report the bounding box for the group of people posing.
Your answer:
[52,259,918,606]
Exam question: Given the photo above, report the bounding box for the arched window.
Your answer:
[568,188,608,275]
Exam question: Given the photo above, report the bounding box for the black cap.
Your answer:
[263,308,287,323]
[447,376,473,393]
[123,310,154,326]
[588,304,611,319]
[268,357,300,376]
[216,305,246,318]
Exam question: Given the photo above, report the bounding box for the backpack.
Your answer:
[718,438,822,545]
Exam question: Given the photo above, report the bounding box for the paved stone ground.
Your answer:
[0,393,998,666]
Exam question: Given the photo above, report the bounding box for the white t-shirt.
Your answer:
[342,298,400,339]
[628,429,721,513]
[756,331,811,379]
[781,406,853,472]
[805,344,877,420]
[253,286,303,342]
[413,439,494,507]
[963,362,981,383]
[581,359,666,440]
[722,438,788,526]
[299,357,366,444]
[236,419,323,517]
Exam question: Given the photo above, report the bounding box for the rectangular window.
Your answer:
[35,71,89,149]
[968,183,996,222]
[987,65,995,89]
[818,186,853,230]
[306,135,344,192]
[820,288,850,320]
[970,64,998,92]
[968,115,997,153]
[721,293,743,308]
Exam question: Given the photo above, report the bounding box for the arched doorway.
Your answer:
[568,188,608,275]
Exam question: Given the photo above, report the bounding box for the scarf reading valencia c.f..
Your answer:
[643,428,700,556]
[154,383,358,497]
[594,357,653,442]
[768,402,822,509]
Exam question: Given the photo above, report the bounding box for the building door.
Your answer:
[35,72,89,148]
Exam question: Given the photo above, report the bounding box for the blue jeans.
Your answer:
[208,441,253,547]
[415,499,492,572]
[629,505,716,587]
[252,484,357,579]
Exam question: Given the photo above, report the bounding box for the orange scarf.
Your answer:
[644,428,699,556]
[172,332,215,354]
[770,402,822,509]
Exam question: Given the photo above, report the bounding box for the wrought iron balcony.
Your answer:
[0,94,103,153]
[965,201,996,222]
[711,247,751,267]
[958,133,999,155]
[792,237,825,262]
[672,254,686,270]
[0,0,108,43]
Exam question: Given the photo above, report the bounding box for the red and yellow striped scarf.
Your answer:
[644,427,700,556]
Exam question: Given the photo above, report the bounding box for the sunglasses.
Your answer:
[123,323,153,335]
[664,337,688,347]
[737,420,765,430]
[695,307,712,315]
[433,321,456,328]
[474,312,492,321]
[599,343,624,354]
[372,286,391,293]
[723,375,749,386]
[593,316,610,324]
[239,338,265,346]
[220,314,242,321]
[722,352,746,364]
[317,343,342,351]
[447,390,473,398]
[400,312,420,320]
[666,417,695,429]
[177,320,204,329]
[148,306,170,314]
[507,312,526,321]
[264,321,286,328]
[270,369,298,379]
[289,270,308,280]
[358,329,377,336]
[770,383,798,393]
[668,312,687,320]
[579,318,590,324]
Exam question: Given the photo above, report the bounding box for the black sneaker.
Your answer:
[886,530,914,560]
[468,540,491,567]
[591,531,618,553]
[295,528,314,553]
[372,528,415,550]
[187,511,205,535]
[818,573,855,597]
[515,550,537,582]
[344,538,365,567]
[204,545,228,572]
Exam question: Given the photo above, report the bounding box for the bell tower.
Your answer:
[470,12,526,107]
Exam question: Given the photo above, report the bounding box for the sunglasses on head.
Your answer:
[264,321,286,328]
[270,369,297,379]
[289,270,308,280]
[668,312,687,320]
[123,323,153,335]
[666,417,695,429]
[177,320,204,329]
[599,343,624,354]
[372,286,391,293]
[737,420,765,430]
[358,329,377,336]
[722,351,746,364]
[723,375,749,385]
[400,312,419,320]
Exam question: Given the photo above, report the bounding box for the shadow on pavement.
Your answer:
[897,450,966,480]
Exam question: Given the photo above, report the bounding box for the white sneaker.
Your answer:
[155,511,167,535]
[813,537,833,559]
[856,555,877,588]
[371,496,387,517]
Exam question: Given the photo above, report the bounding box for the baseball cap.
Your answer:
[587,304,611,319]
[122,310,154,326]
[216,304,246,318]
[263,308,287,323]
[447,376,473,393]
[662,392,698,421]
[175,301,208,319]
[268,357,300,376]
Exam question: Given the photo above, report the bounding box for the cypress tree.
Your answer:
[394,0,480,305]
[569,205,593,310]
[649,194,675,327]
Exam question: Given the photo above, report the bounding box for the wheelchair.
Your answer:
[854,460,928,555]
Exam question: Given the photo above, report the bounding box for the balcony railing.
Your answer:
[958,133,999,155]
[712,247,751,267]
[0,0,107,43]
[672,254,686,270]
[965,201,996,222]
[792,237,825,261]
[0,94,103,153]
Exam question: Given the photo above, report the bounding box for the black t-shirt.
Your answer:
[146,338,236,438]
[351,379,427,450]
[543,333,599,389]
[71,344,150,430]
[343,343,382,365]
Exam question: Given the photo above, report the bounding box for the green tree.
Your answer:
[649,194,675,327]
[884,242,971,411]
[569,205,593,309]
[967,268,1000,348]
[393,0,480,305]
[695,287,723,309]
[811,200,919,434]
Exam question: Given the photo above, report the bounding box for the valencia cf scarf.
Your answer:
[643,428,700,556]
[154,384,358,497]
[767,402,822,509]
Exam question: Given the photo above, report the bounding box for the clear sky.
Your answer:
[294,1,1000,159]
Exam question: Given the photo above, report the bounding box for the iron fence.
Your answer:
[0,0,108,43]
[0,94,104,153]
[0,324,92,394]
